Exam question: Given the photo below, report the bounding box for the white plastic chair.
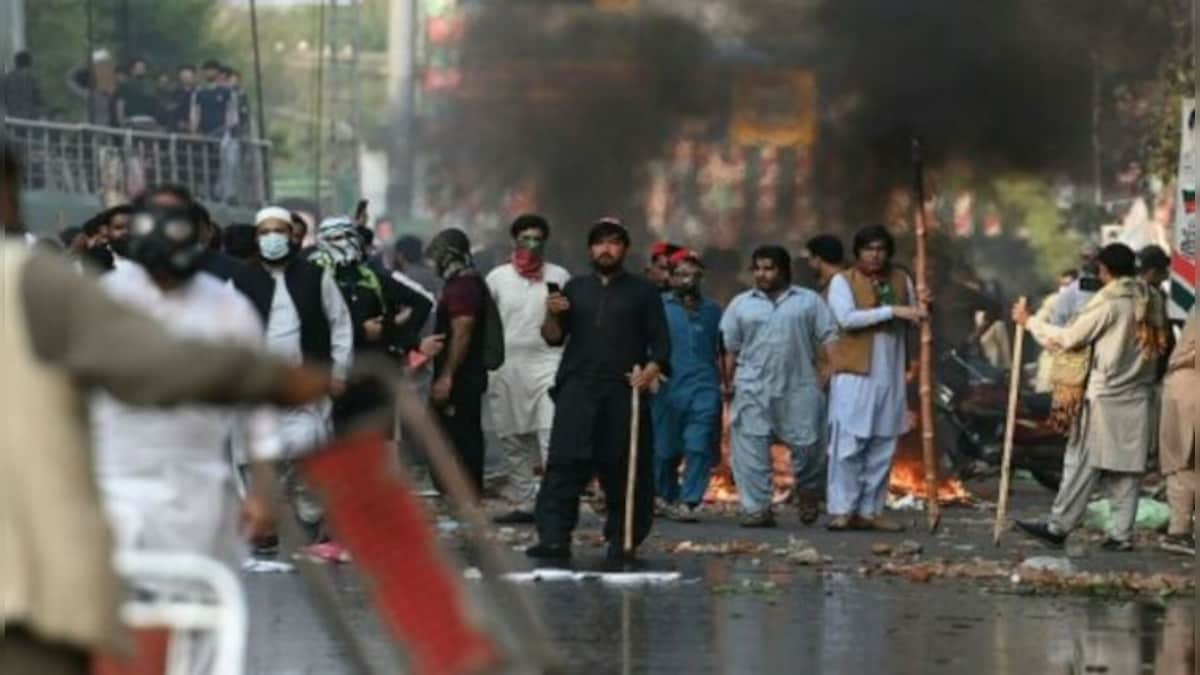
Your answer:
[112,551,247,675]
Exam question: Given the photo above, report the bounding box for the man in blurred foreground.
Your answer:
[0,142,331,675]
[89,201,282,570]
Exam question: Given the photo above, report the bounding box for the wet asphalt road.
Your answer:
[245,558,1192,675]
[244,483,1196,675]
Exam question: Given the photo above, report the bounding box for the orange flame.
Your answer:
[702,405,971,505]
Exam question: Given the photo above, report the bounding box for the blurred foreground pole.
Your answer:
[911,137,940,533]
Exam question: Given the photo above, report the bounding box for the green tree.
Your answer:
[26,0,230,120]
[992,175,1082,284]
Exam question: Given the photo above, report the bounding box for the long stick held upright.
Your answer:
[912,137,941,532]
[624,371,642,555]
[994,300,1027,544]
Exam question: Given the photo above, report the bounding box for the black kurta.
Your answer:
[535,269,671,551]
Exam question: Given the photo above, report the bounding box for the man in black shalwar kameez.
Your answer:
[527,219,671,562]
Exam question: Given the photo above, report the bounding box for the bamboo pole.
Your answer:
[993,299,1026,545]
[912,138,940,532]
[624,368,642,555]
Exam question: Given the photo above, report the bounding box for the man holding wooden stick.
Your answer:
[824,225,928,532]
[527,218,671,563]
[1012,243,1168,551]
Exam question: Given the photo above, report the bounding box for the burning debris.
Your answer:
[703,406,973,506]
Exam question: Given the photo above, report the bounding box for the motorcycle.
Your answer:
[934,348,1065,491]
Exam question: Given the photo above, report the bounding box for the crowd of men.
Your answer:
[2,129,1197,668]
[21,179,1200,565]
[2,50,251,138]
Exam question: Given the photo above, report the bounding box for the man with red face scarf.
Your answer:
[485,214,571,524]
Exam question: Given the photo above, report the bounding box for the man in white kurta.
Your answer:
[251,208,354,536]
[485,215,570,523]
[824,226,925,532]
[91,263,281,568]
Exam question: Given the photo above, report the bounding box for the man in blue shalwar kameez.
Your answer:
[651,249,723,522]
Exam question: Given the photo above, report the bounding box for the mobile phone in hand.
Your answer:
[547,282,561,294]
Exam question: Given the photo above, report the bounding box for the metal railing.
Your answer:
[1,116,271,207]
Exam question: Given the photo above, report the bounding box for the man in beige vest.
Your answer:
[1012,244,1168,551]
[1159,308,1197,555]
[1,141,331,675]
[824,225,927,532]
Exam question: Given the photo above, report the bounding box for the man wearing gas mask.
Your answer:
[89,201,286,571]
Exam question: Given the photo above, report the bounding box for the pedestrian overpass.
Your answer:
[2,116,271,235]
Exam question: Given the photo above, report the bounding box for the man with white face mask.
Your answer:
[233,207,354,552]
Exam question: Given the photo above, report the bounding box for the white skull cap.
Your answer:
[255,206,293,226]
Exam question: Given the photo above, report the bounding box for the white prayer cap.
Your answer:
[255,206,293,226]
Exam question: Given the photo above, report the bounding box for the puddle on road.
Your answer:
[245,557,1193,674]
[528,557,1195,675]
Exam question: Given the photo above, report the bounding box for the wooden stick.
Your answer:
[624,370,642,555]
[912,138,941,532]
[994,299,1027,545]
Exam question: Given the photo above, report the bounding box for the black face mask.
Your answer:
[81,244,114,272]
[674,280,701,299]
[109,235,131,257]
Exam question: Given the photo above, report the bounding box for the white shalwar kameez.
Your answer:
[90,266,281,568]
[263,267,353,526]
[263,267,352,454]
[484,262,570,509]
[825,273,915,518]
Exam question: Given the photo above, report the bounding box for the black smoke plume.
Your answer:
[422,3,718,262]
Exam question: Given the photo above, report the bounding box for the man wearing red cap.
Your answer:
[651,248,723,521]
[646,241,682,291]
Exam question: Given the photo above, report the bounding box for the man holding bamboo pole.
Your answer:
[824,225,928,532]
[527,218,671,563]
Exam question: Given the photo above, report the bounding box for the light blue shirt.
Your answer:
[720,286,838,441]
[1048,277,1097,326]
[826,272,915,441]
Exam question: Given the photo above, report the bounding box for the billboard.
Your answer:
[730,69,818,148]
[1171,100,1198,319]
